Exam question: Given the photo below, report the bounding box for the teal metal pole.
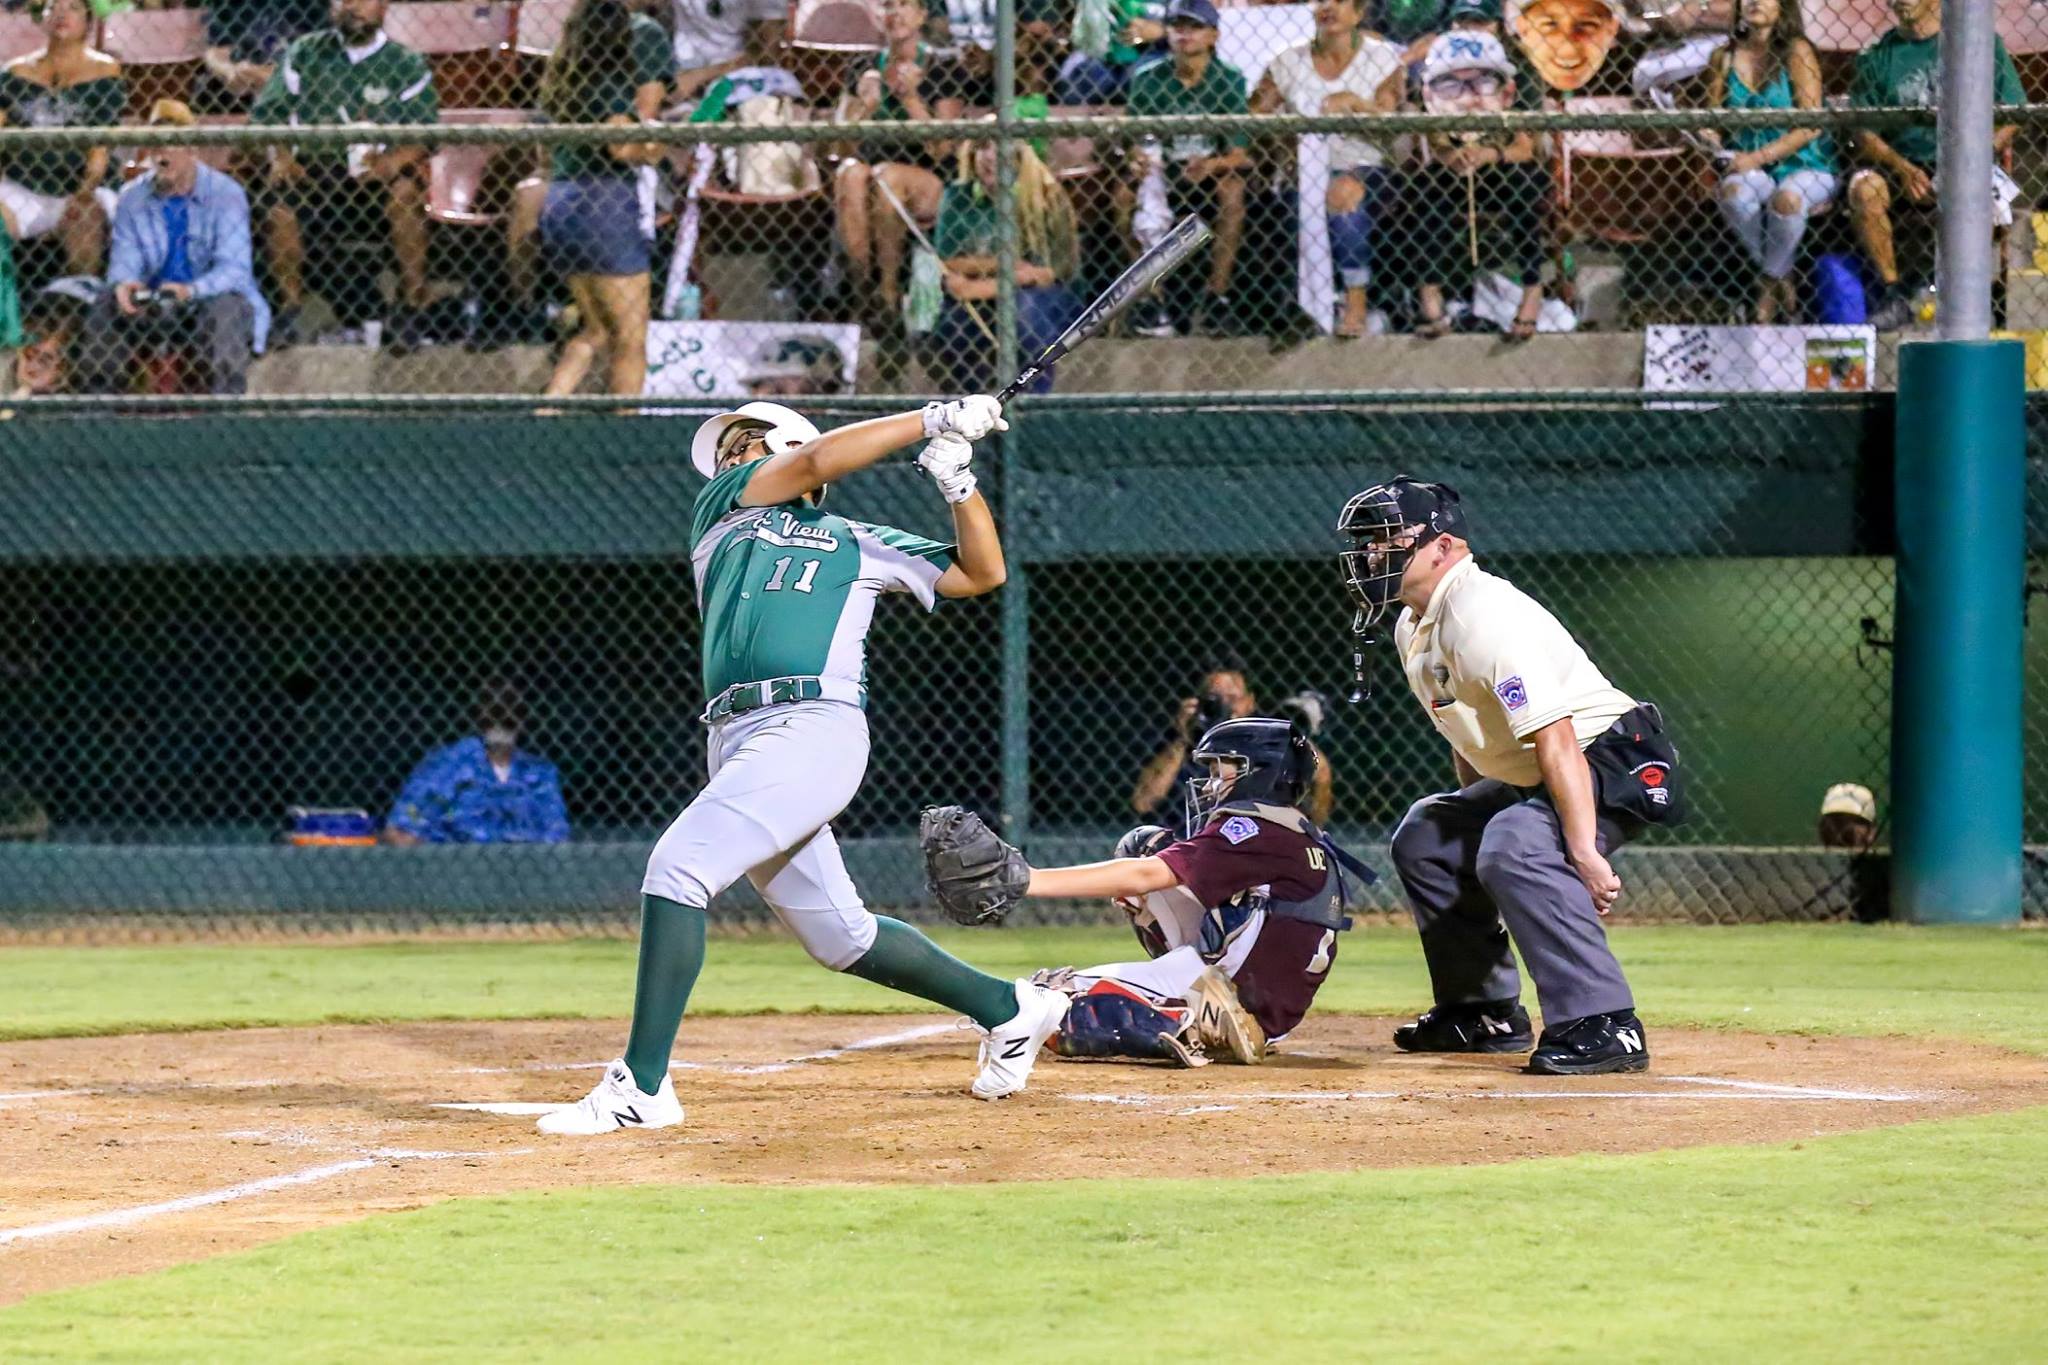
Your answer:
[1891,338,2025,923]
[993,0,1030,844]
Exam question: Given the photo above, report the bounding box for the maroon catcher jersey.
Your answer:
[1157,810,1325,909]
[1156,809,1338,1040]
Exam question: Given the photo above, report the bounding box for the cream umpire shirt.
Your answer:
[1395,557,1635,788]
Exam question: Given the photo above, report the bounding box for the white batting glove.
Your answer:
[916,432,978,504]
[921,394,1007,442]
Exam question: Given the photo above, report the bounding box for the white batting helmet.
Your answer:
[689,401,822,479]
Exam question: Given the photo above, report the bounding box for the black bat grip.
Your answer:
[995,362,1046,405]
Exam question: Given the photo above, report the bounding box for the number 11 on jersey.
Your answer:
[765,556,820,594]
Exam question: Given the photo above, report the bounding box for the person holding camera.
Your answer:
[83,100,268,395]
[1131,660,1335,827]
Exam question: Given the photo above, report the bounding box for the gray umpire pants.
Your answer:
[1390,778,1635,1027]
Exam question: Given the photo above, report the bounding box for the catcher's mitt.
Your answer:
[919,804,1031,926]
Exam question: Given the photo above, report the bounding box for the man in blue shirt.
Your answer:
[83,99,269,395]
[384,682,571,845]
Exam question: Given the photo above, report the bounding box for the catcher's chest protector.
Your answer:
[1214,801,1353,932]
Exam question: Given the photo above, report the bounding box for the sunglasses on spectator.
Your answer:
[1425,72,1506,99]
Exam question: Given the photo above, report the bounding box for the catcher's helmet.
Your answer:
[1184,716,1316,833]
[1336,475,1469,630]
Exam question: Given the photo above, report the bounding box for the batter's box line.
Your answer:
[0,1147,530,1249]
[1060,1076,1932,1110]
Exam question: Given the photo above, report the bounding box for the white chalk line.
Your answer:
[1662,1075,1926,1102]
[723,1021,959,1074]
[1062,1078,1931,1110]
[0,1147,528,1248]
[2,1021,968,1115]
[442,1023,966,1121]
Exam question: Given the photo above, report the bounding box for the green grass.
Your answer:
[6,1105,2045,1362]
[3,924,2044,1051]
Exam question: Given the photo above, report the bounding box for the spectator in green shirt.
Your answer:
[832,0,982,375]
[251,0,440,350]
[926,138,1081,394]
[1846,0,2023,328]
[537,0,674,398]
[1123,0,1250,336]
[0,0,126,277]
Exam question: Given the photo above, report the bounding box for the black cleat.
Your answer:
[1392,1000,1534,1054]
[1527,1010,1650,1075]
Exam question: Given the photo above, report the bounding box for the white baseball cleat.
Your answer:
[970,980,1071,1100]
[1186,967,1267,1064]
[535,1059,683,1135]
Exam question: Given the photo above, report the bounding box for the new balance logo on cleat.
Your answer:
[613,1107,642,1126]
[1000,1038,1029,1060]
[1615,1028,1643,1053]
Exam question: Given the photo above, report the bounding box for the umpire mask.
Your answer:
[1336,476,1469,631]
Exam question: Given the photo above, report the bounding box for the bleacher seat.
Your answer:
[428,108,530,228]
[0,11,43,65]
[789,0,885,49]
[509,0,574,105]
[513,0,574,56]
[100,8,209,113]
[1556,98,1703,249]
[384,1,515,109]
[1805,0,1890,94]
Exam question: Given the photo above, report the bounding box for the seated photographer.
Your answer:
[82,100,268,396]
[1132,659,1335,826]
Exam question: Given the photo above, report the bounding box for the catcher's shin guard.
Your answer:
[1051,982,1204,1066]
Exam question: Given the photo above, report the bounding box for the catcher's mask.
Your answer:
[691,400,828,505]
[1336,475,1469,633]
[1184,716,1316,834]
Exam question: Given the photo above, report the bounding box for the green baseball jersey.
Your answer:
[0,70,125,196]
[1851,27,2022,169]
[1127,54,1249,163]
[546,13,675,182]
[251,29,439,166]
[690,461,954,702]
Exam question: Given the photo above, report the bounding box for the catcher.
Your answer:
[921,716,1371,1066]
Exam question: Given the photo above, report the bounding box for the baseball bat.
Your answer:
[995,214,1213,402]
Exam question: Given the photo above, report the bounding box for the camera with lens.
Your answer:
[1190,689,1236,741]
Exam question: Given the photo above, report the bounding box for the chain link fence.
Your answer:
[0,0,2041,933]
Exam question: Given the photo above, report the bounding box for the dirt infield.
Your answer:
[5,1014,2045,1305]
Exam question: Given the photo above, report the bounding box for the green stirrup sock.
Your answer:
[846,916,1019,1030]
[622,895,707,1095]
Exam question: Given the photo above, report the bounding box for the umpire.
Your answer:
[1337,477,1685,1074]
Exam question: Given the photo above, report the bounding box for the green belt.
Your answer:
[703,676,829,723]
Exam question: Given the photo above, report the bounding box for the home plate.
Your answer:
[436,1102,564,1116]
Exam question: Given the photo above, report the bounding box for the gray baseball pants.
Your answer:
[1389,778,1635,1027]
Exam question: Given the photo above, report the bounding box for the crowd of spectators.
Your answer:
[0,0,2039,394]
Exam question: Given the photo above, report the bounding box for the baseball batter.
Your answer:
[539,394,1071,1135]
[923,717,1370,1066]
[1338,476,1687,1075]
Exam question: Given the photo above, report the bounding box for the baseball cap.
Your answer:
[1819,782,1878,823]
[1422,30,1517,83]
[1506,0,1625,25]
[1447,0,1503,19]
[741,334,846,388]
[1163,0,1219,27]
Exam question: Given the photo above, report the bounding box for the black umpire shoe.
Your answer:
[1527,1010,1650,1075]
[1392,1000,1534,1054]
